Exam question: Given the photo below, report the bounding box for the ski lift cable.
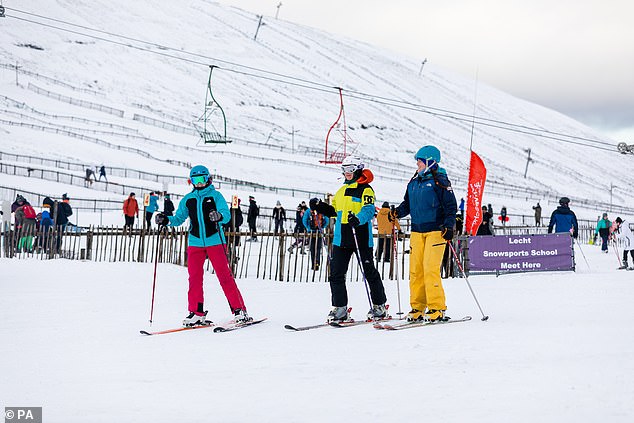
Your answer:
[4,9,620,152]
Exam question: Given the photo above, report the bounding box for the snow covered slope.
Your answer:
[0,0,632,219]
[1,245,633,422]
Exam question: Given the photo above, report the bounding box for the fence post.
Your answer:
[86,228,93,260]
[278,232,286,281]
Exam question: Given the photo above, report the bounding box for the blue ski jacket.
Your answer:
[547,205,578,238]
[167,184,230,247]
[395,168,457,233]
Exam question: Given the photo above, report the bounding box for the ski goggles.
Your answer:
[190,175,209,185]
[341,164,358,174]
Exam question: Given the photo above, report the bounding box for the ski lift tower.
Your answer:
[320,87,349,164]
[194,66,230,144]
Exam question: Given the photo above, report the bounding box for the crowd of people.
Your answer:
[3,193,74,253]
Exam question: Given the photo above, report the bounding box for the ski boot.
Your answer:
[183,311,211,327]
[327,306,351,323]
[367,304,390,321]
[406,309,425,322]
[423,309,448,322]
[618,264,628,270]
[233,308,253,324]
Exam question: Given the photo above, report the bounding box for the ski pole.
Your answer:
[573,237,591,270]
[611,238,622,267]
[391,221,403,317]
[149,225,165,325]
[349,213,373,309]
[315,214,332,264]
[446,240,489,321]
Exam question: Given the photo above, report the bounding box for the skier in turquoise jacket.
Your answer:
[155,165,250,327]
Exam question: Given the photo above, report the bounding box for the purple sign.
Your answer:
[468,233,574,273]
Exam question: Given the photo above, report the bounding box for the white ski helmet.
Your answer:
[341,156,364,173]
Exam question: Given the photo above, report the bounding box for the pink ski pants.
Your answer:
[187,245,246,315]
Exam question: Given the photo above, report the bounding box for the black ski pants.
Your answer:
[329,245,387,307]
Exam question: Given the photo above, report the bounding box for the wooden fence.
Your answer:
[0,225,413,283]
[2,223,605,281]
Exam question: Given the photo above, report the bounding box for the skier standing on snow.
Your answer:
[614,217,634,269]
[547,197,579,239]
[311,156,388,323]
[594,212,611,253]
[154,165,251,326]
[390,145,457,322]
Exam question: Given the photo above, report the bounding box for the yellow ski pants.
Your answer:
[409,231,447,311]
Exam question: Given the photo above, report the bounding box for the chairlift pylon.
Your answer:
[320,87,349,164]
[194,65,230,144]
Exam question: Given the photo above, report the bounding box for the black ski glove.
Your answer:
[441,226,454,241]
[347,212,361,228]
[388,205,398,222]
[155,212,169,227]
[208,210,223,222]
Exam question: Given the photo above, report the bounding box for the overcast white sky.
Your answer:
[222,0,634,141]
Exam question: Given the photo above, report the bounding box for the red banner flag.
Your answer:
[465,151,487,235]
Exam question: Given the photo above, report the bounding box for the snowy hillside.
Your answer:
[1,0,633,224]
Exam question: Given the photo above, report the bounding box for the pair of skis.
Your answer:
[285,316,472,332]
[140,318,267,336]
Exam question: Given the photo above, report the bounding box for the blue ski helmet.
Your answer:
[189,165,211,188]
[414,145,441,164]
[190,165,210,179]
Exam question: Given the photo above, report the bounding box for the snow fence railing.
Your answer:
[27,83,124,117]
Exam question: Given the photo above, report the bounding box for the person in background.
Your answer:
[273,200,286,234]
[391,145,457,323]
[163,194,175,217]
[547,197,579,240]
[145,192,159,229]
[288,201,308,254]
[123,192,139,230]
[477,206,493,235]
[594,212,611,253]
[455,212,464,235]
[500,206,508,226]
[85,168,95,186]
[247,195,259,241]
[37,204,55,252]
[533,202,542,226]
[376,201,400,262]
[14,197,37,252]
[98,165,107,182]
[223,198,244,266]
[614,217,634,270]
[458,197,465,218]
[55,194,73,252]
[304,198,330,271]
[154,165,251,326]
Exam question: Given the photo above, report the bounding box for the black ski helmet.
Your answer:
[559,197,570,206]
